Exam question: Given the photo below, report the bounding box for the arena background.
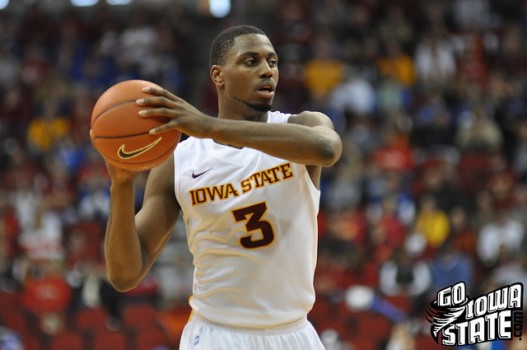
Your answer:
[0,0,526,349]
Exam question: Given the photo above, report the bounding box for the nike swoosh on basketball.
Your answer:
[117,137,162,159]
[192,169,212,178]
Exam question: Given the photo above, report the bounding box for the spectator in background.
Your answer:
[68,260,124,330]
[376,40,416,88]
[365,162,415,229]
[429,238,474,294]
[376,5,415,51]
[490,254,527,303]
[0,188,20,266]
[415,157,464,212]
[376,75,411,117]
[512,120,527,180]
[323,161,362,212]
[450,0,491,31]
[371,127,414,177]
[18,203,64,262]
[54,14,90,84]
[456,103,503,152]
[385,322,416,350]
[470,188,496,230]
[0,225,18,292]
[509,185,527,230]
[117,9,158,75]
[485,156,516,210]
[304,35,345,101]
[273,46,310,113]
[0,84,34,143]
[76,149,111,221]
[0,47,20,90]
[11,169,41,233]
[454,29,490,86]
[477,202,525,268]
[21,260,72,335]
[338,1,375,43]
[329,65,376,124]
[378,244,432,315]
[368,195,408,262]
[448,206,478,258]
[414,194,450,250]
[494,22,527,76]
[26,83,71,155]
[412,88,455,150]
[414,31,456,87]
[0,326,23,350]
[272,0,312,48]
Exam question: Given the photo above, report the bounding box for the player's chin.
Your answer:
[245,101,273,113]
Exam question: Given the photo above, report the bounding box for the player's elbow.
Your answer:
[106,269,142,293]
[317,135,342,167]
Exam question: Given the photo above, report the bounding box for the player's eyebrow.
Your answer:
[238,51,278,59]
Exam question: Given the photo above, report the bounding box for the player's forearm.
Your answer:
[104,181,145,291]
[208,118,342,166]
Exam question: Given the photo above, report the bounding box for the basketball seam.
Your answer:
[91,99,138,127]
[92,132,150,139]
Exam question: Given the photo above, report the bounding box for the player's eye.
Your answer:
[244,58,257,66]
[268,59,278,68]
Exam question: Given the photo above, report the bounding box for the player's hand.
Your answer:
[105,162,138,184]
[136,86,214,138]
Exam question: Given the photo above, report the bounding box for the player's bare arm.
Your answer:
[104,157,179,291]
[137,88,342,167]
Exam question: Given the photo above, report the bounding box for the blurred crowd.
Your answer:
[1,0,527,349]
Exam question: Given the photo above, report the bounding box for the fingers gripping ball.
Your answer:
[90,80,181,171]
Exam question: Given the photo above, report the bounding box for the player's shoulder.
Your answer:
[287,110,334,128]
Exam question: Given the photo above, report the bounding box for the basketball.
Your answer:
[90,80,181,171]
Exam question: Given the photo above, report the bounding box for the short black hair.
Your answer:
[209,25,267,67]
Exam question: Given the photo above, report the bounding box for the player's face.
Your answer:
[220,34,279,113]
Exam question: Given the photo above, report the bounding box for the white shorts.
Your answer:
[179,314,326,350]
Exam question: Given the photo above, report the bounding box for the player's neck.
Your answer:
[217,110,268,123]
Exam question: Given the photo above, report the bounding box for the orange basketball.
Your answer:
[90,80,181,171]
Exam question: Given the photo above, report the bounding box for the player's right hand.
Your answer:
[105,162,138,184]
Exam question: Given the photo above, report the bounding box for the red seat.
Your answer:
[21,332,43,350]
[349,337,379,350]
[1,308,29,334]
[135,326,170,350]
[91,329,128,350]
[343,311,393,345]
[48,331,84,350]
[415,334,450,349]
[308,298,332,331]
[74,307,109,333]
[0,291,20,311]
[457,152,492,194]
[123,303,158,329]
[358,312,392,338]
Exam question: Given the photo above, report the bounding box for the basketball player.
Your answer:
[103,25,342,349]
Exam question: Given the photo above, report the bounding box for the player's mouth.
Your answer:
[255,82,275,99]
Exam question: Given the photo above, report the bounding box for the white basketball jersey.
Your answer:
[173,111,320,328]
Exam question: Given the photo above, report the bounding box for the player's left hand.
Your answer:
[136,86,215,138]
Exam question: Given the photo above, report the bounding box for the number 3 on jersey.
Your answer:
[232,202,275,249]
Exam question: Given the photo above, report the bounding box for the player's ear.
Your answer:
[210,65,224,86]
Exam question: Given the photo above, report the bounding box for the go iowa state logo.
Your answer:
[426,282,524,346]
